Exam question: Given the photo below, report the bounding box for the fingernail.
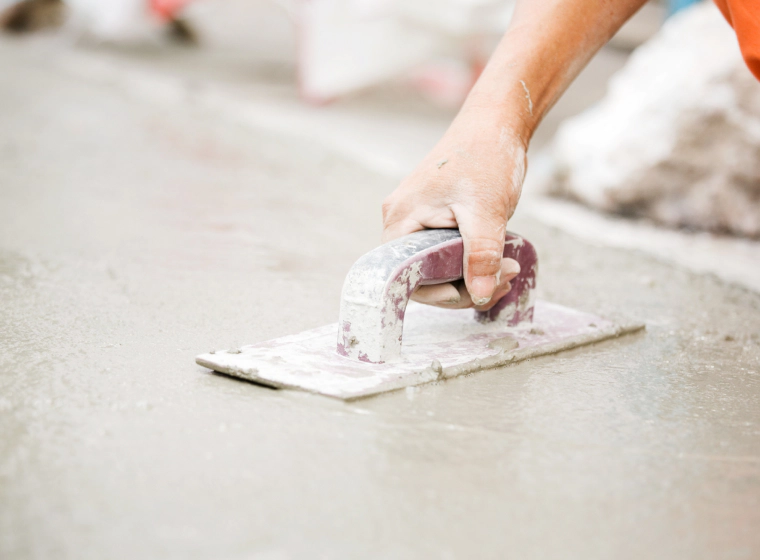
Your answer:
[471,276,497,306]
[436,295,461,306]
[503,260,521,276]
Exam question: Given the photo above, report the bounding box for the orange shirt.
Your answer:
[714,0,760,80]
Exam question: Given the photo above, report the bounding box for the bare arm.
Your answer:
[382,0,648,309]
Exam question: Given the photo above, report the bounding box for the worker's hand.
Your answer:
[382,106,528,311]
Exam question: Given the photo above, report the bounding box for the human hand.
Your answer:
[381,0,649,310]
[381,106,528,311]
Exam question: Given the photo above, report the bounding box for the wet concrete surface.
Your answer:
[1,39,760,559]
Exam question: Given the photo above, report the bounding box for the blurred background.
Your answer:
[0,0,676,103]
[5,0,759,291]
[0,0,758,285]
[0,0,760,270]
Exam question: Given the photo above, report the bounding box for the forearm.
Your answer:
[382,0,650,306]
[462,0,649,143]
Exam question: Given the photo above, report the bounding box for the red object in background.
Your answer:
[713,0,760,80]
[149,0,193,21]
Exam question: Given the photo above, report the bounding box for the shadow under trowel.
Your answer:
[206,368,280,392]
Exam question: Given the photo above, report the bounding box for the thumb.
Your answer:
[455,205,507,306]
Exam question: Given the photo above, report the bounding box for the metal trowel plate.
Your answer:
[196,301,643,400]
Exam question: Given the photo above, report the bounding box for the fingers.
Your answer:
[381,189,458,243]
[411,283,461,306]
[454,201,511,306]
[381,190,425,243]
[474,282,512,311]
[412,282,471,310]
[411,259,520,310]
[381,217,423,244]
[472,258,520,311]
[381,197,422,243]
[501,257,521,281]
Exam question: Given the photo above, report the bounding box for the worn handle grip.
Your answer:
[336,229,538,363]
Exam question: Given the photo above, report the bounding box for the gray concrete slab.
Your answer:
[1,37,760,560]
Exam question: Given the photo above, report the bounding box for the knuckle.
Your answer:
[468,237,504,256]
[466,240,503,275]
[468,251,502,271]
[381,200,393,223]
[477,193,509,216]
[381,194,402,225]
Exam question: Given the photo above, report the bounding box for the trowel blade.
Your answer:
[196,301,643,400]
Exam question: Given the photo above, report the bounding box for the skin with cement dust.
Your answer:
[1,39,760,560]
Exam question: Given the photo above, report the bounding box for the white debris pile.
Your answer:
[550,2,760,238]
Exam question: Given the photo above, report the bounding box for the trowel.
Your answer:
[196,230,643,399]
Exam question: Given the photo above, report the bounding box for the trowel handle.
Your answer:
[336,229,538,364]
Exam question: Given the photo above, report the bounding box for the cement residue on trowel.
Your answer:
[196,301,644,400]
[487,336,520,352]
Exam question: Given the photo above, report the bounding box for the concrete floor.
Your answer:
[1,36,760,559]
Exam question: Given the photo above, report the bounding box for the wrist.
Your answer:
[457,90,538,150]
[459,16,584,142]
[457,93,534,150]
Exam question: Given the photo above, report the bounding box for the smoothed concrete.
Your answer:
[1,37,760,560]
